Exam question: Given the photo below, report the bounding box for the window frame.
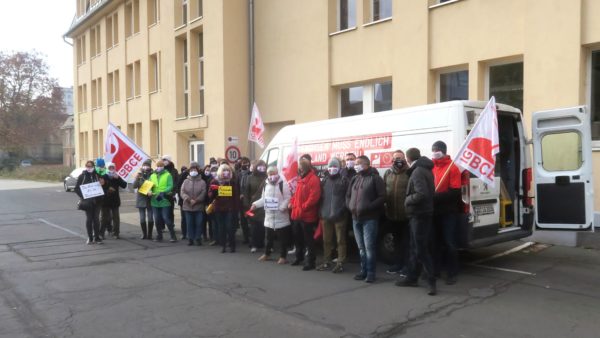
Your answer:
[437,68,469,103]
[588,49,600,147]
[371,0,392,22]
[338,0,356,31]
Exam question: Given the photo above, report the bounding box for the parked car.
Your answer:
[20,159,32,167]
[64,168,85,192]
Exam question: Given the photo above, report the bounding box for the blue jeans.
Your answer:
[185,210,204,241]
[353,219,378,278]
[215,211,236,250]
[153,206,175,239]
[138,207,153,224]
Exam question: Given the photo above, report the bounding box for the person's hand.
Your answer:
[147,192,153,197]
[190,199,196,205]
[250,205,256,211]
[108,187,116,193]
[288,203,292,209]
[99,178,105,185]
[240,194,245,200]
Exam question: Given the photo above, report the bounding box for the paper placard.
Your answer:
[137,180,154,195]
[264,197,279,211]
[218,185,233,197]
[80,182,104,199]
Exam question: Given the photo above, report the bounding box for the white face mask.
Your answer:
[108,169,116,176]
[86,167,94,173]
[222,171,231,179]
[346,160,355,169]
[268,174,279,183]
[328,167,340,176]
[211,171,218,178]
[189,171,198,177]
[163,160,170,166]
[354,164,363,173]
[432,151,444,160]
[257,166,266,173]
[142,166,150,171]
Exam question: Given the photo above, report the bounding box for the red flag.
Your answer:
[104,123,150,183]
[454,97,500,186]
[282,137,299,194]
[248,102,266,148]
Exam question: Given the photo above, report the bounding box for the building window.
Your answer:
[77,84,88,112]
[372,0,392,21]
[339,0,356,30]
[107,70,120,104]
[79,131,89,160]
[182,0,188,25]
[592,51,600,140]
[374,81,392,112]
[148,0,159,26]
[197,0,203,18]
[125,0,140,37]
[106,13,119,48]
[439,70,468,102]
[183,38,189,117]
[92,129,103,158]
[489,62,523,112]
[151,119,162,157]
[341,86,363,117]
[149,53,160,92]
[91,78,102,109]
[198,33,204,115]
[77,35,86,65]
[126,62,140,99]
[90,25,101,57]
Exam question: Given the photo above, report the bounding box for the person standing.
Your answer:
[161,155,179,236]
[177,165,189,239]
[95,157,111,237]
[396,148,437,296]
[180,162,207,246]
[318,157,349,273]
[75,160,106,244]
[340,152,357,180]
[346,156,385,283]
[101,163,128,239]
[383,150,410,275]
[431,140,461,285]
[238,157,252,245]
[208,163,240,253]
[289,158,321,271]
[148,160,178,242]
[252,166,292,264]
[133,160,154,240]
[244,160,268,253]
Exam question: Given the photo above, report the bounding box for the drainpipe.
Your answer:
[248,0,256,160]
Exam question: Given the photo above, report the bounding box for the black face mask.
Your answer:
[242,165,249,171]
[393,159,406,168]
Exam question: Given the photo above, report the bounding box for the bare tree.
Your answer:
[0,51,64,157]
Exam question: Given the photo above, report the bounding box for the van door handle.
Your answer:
[556,176,570,185]
[572,175,580,180]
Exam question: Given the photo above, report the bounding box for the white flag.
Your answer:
[104,123,150,183]
[248,102,266,148]
[454,97,500,187]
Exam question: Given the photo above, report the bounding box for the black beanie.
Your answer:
[432,140,447,155]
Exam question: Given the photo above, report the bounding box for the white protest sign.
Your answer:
[264,197,279,211]
[80,182,105,199]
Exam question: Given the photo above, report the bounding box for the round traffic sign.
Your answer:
[225,145,241,163]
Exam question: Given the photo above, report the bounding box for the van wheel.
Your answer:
[64,182,69,192]
[378,228,399,265]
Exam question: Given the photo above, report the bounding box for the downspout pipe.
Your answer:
[248,0,256,160]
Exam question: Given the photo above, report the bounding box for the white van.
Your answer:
[260,101,594,262]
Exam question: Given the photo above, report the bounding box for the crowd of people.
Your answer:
[74,140,463,296]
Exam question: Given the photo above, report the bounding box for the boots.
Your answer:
[428,279,437,296]
[140,221,148,240]
[147,222,154,240]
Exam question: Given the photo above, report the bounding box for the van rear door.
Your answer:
[532,106,594,230]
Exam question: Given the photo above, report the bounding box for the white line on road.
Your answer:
[37,218,86,239]
[470,241,535,265]
[468,263,536,276]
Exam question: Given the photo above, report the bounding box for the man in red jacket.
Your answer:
[431,140,462,285]
[290,158,322,270]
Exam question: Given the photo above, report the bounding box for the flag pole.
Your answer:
[434,158,457,192]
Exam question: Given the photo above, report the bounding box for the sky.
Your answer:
[0,0,76,88]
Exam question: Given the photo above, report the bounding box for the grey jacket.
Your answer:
[405,157,435,216]
[180,176,207,212]
[346,167,386,221]
[133,171,153,208]
[384,166,409,222]
[320,174,349,222]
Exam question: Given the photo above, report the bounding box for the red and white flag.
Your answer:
[282,137,299,194]
[104,123,150,183]
[454,97,500,187]
[248,102,266,148]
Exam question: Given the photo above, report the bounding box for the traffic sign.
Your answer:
[225,145,241,163]
[227,136,239,145]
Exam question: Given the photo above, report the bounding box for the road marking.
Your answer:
[470,241,535,265]
[37,218,86,239]
[469,263,536,276]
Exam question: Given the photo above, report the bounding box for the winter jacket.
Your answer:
[102,173,128,208]
[244,172,267,221]
[253,177,291,229]
[238,169,251,207]
[133,170,153,208]
[319,174,349,222]
[432,155,462,215]
[208,178,240,213]
[405,157,435,216]
[340,167,357,181]
[180,176,207,212]
[290,170,321,222]
[75,171,105,206]
[149,170,174,208]
[384,166,409,222]
[165,163,179,203]
[346,167,386,221]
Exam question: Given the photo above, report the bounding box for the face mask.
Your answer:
[328,167,339,176]
[354,164,363,173]
[346,160,355,169]
[204,170,211,176]
[142,166,150,171]
[86,167,94,173]
[393,159,405,168]
[163,160,170,166]
[257,166,266,173]
[189,171,198,177]
[211,171,218,178]
[222,171,231,179]
[156,167,164,173]
[242,165,249,171]
[109,169,116,176]
[268,174,279,183]
[432,151,444,160]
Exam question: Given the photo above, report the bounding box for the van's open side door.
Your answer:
[532,106,594,230]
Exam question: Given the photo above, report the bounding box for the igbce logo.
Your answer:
[106,131,139,180]
[458,137,496,185]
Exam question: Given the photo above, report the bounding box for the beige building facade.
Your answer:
[67,0,600,208]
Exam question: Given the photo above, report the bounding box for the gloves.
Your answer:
[156,192,165,201]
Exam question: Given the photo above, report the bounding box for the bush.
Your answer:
[0,165,73,182]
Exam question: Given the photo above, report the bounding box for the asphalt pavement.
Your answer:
[0,179,599,338]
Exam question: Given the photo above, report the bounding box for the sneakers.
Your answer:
[188,240,194,246]
[316,262,332,271]
[365,275,375,283]
[277,257,288,265]
[331,263,344,273]
[94,238,103,245]
[169,236,177,243]
[353,273,366,281]
[114,234,120,240]
[428,281,437,296]
[250,247,257,253]
[386,265,404,275]
[287,247,296,255]
[209,241,217,246]
[258,254,270,261]
[86,238,93,245]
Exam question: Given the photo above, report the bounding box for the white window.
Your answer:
[439,70,468,102]
[106,13,119,48]
[372,0,392,21]
[198,33,204,115]
[338,0,356,30]
[340,86,363,117]
[125,0,139,37]
[373,81,392,112]
[340,81,393,117]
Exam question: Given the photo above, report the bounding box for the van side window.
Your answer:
[541,132,582,171]
[266,148,279,167]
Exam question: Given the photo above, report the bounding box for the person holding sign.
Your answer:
[208,163,240,253]
[252,166,292,264]
[148,160,178,243]
[133,160,154,240]
[75,160,106,245]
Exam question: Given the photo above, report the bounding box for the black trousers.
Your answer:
[239,211,250,242]
[292,220,317,265]
[265,226,292,258]
[250,219,265,249]
[84,205,101,240]
[406,213,435,283]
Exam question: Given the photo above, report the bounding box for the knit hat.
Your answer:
[328,157,341,168]
[96,158,105,167]
[189,161,200,170]
[267,165,278,174]
[161,155,172,162]
[300,154,312,162]
[432,141,447,155]
[156,160,165,167]
[143,159,152,166]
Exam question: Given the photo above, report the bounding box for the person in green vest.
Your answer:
[147,160,178,242]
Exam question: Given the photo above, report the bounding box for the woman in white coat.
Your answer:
[251,166,292,264]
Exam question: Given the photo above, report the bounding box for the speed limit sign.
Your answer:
[225,145,241,163]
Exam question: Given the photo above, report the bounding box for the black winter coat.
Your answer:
[405,157,435,216]
[320,174,349,222]
[75,171,105,206]
[102,174,128,208]
[346,167,385,221]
